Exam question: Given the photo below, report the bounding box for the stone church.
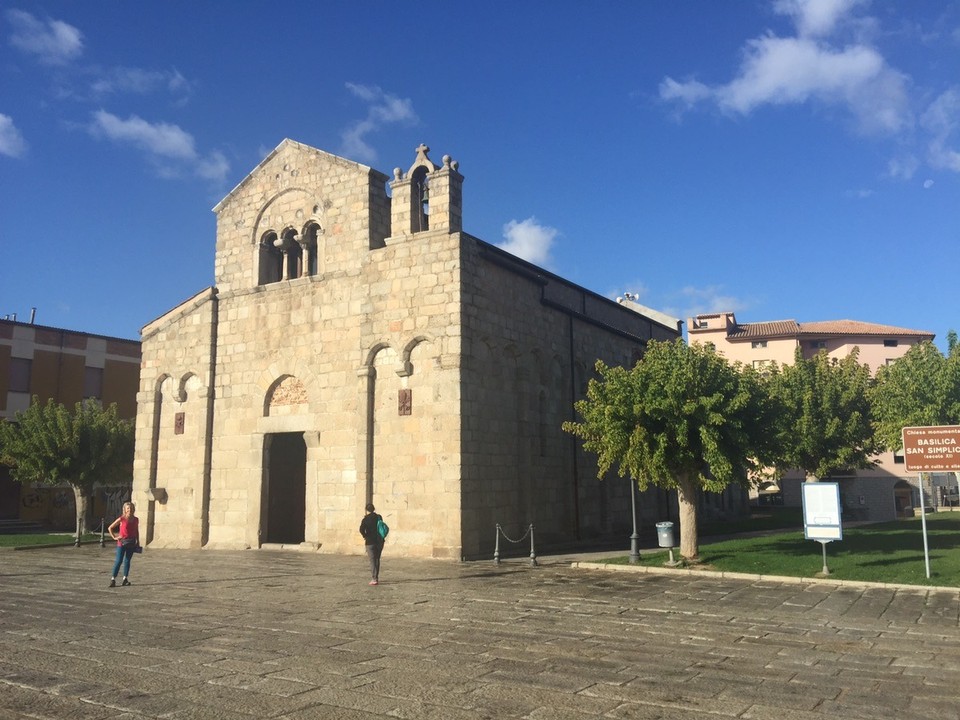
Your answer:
[133,140,685,559]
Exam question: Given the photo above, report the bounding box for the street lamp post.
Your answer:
[629,479,640,564]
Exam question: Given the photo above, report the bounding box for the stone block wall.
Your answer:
[134,139,683,561]
[134,288,217,548]
[457,240,680,558]
[213,141,391,294]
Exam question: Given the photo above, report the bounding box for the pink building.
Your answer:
[688,311,940,521]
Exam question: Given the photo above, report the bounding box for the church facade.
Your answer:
[133,140,684,559]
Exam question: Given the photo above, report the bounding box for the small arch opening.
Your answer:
[302,222,321,277]
[281,228,301,279]
[258,231,282,285]
[412,166,429,232]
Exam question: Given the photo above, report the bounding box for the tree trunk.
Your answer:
[72,486,91,537]
[677,473,700,561]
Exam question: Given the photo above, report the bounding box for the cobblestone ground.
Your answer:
[1,546,959,719]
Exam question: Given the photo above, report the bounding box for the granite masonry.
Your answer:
[133,140,689,560]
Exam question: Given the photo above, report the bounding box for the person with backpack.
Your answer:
[359,503,387,585]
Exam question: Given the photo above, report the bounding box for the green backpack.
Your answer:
[376,517,389,540]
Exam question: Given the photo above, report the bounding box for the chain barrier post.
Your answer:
[529,524,538,567]
[494,522,538,566]
[99,518,106,548]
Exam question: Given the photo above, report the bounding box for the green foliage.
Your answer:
[767,349,878,478]
[0,398,134,531]
[871,340,960,450]
[563,339,769,492]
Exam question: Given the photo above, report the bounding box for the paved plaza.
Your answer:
[1,546,960,719]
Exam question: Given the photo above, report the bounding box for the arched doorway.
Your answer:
[261,433,306,544]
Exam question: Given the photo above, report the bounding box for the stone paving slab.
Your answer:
[1,546,959,719]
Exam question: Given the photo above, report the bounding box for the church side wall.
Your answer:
[133,291,217,549]
[458,240,678,559]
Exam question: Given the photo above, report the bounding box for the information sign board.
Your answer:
[802,482,842,541]
[901,426,960,473]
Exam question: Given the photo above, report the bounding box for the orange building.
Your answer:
[688,311,940,520]
[0,315,141,528]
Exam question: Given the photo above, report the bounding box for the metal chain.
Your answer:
[497,525,531,544]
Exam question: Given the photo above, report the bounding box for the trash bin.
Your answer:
[655,521,675,548]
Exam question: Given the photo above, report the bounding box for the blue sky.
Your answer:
[1,1,957,350]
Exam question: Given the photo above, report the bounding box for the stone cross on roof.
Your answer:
[409,143,437,174]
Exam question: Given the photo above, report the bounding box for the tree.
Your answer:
[0,398,134,536]
[563,339,773,561]
[871,340,960,450]
[767,349,878,480]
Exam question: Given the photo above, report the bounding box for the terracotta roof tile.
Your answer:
[725,318,934,342]
[726,320,800,339]
[797,320,934,338]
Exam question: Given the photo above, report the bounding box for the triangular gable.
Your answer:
[211,139,376,214]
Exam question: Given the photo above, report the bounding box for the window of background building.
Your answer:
[810,341,826,349]
[83,366,103,399]
[884,339,898,347]
[751,340,767,349]
[9,358,31,393]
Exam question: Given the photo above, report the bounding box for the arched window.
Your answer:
[412,166,429,232]
[302,222,320,277]
[281,229,302,280]
[258,231,282,285]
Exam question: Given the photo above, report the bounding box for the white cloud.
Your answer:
[340,84,418,164]
[772,0,864,38]
[606,282,650,303]
[886,154,919,180]
[658,78,713,109]
[921,88,960,172]
[496,218,558,268]
[673,285,748,321]
[196,150,230,184]
[88,110,229,183]
[90,67,192,101]
[660,1,911,136]
[6,9,83,65]
[90,110,196,159]
[0,114,27,158]
[923,179,935,189]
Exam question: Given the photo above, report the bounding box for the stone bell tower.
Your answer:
[389,144,463,238]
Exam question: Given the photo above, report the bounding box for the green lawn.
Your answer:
[0,533,104,548]
[700,506,803,536]
[607,512,960,587]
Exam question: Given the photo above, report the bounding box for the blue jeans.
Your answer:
[112,545,135,578]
